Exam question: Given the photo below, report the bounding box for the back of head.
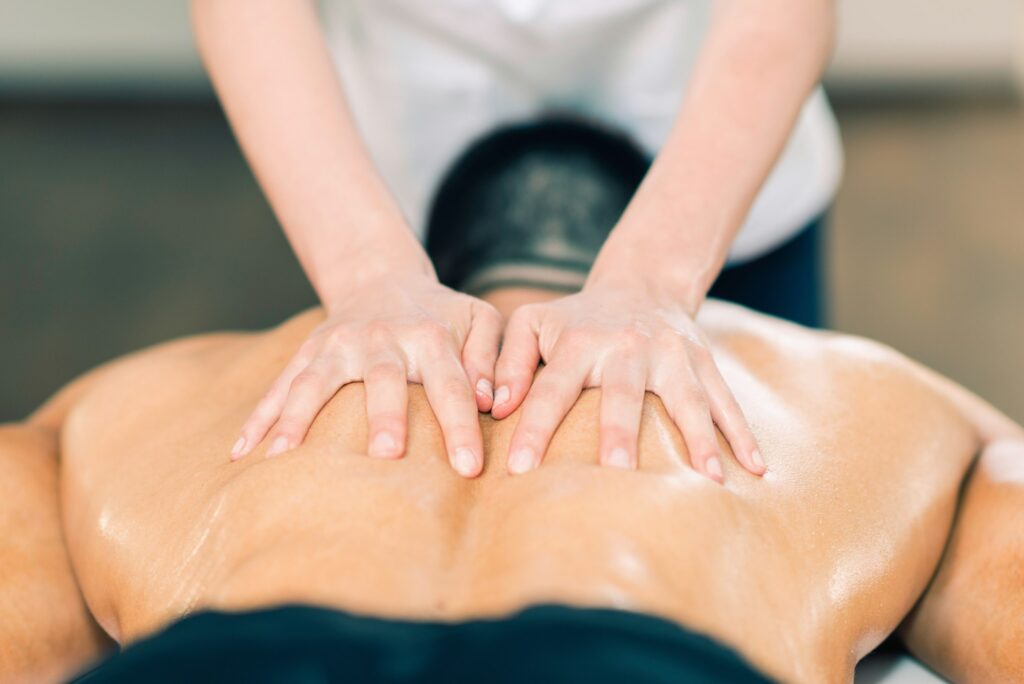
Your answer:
[425,118,649,294]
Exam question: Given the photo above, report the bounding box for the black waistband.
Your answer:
[73,603,772,683]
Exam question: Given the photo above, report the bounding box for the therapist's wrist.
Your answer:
[585,257,710,316]
[588,232,718,316]
[315,237,437,313]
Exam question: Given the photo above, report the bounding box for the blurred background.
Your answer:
[1,0,1022,422]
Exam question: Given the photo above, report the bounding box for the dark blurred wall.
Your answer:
[830,97,1024,423]
[1,100,316,420]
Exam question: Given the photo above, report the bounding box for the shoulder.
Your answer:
[700,299,982,446]
[699,299,908,371]
[33,308,326,432]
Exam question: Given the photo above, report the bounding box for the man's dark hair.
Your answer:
[425,118,650,293]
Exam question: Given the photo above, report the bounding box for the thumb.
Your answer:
[491,306,541,419]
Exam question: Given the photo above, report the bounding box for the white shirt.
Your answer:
[320,0,843,264]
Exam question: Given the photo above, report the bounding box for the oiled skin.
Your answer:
[57,300,983,683]
[901,440,1024,683]
[0,391,111,682]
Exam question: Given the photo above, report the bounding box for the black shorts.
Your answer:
[73,604,771,683]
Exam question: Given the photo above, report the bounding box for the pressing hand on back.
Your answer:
[490,280,765,482]
[231,274,502,478]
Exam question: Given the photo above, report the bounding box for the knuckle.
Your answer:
[363,320,394,346]
[368,412,406,433]
[718,400,747,427]
[325,325,356,348]
[600,423,633,444]
[510,304,535,326]
[616,327,649,354]
[273,416,305,437]
[513,427,545,450]
[497,368,531,391]
[478,301,502,325]
[442,423,476,444]
[499,342,532,368]
[666,386,708,416]
[523,378,556,402]
[653,328,683,347]
[465,327,499,358]
[253,397,280,420]
[687,392,712,416]
[688,437,719,460]
[602,379,642,399]
[289,370,324,394]
[415,320,452,351]
[464,347,495,371]
[653,382,682,405]
[239,420,264,441]
[688,342,714,365]
[435,410,475,437]
[296,339,320,360]
[365,363,405,386]
[644,373,670,396]
[557,328,588,353]
[438,376,470,400]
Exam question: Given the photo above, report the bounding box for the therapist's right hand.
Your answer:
[230,274,503,478]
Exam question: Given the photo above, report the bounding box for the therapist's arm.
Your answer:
[192,0,501,477]
[493,0,836,479]
[595,0,837,309]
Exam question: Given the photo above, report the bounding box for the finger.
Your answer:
[363,355,409,459]
[463,301,503,413]
[232,346,317,460]
[507,355,588,475]
[264,355,351,457]
[655,366,724,483]
[696,360,764,475]
[419,350,485,479]
[492,306,541,419]
[598,358,647,470]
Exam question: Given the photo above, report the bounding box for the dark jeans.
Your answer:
[709,215,827,329]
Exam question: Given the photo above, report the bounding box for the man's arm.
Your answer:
[892,362,1024,681]
[0,418,112,681]
[900,439,1024,682]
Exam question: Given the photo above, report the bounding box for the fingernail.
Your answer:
[705,456,724,483]
[453,447,477,477]
[493,385,510,407]
[476,378,493,401]
[370,431,397,457]
[267,436,290,457]
[606,447,632,469]
[230,436,247,458]
[508,447,535,475]
[751,449,766,471]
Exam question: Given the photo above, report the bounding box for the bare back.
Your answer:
[59,301,978,683]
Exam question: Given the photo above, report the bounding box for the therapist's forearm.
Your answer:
[591,0,836,313]
[191,0,431,308]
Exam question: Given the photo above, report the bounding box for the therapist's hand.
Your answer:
[490,280,764,482]
[231,274,502,478]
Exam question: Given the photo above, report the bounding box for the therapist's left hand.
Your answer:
[490,280,765,482]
